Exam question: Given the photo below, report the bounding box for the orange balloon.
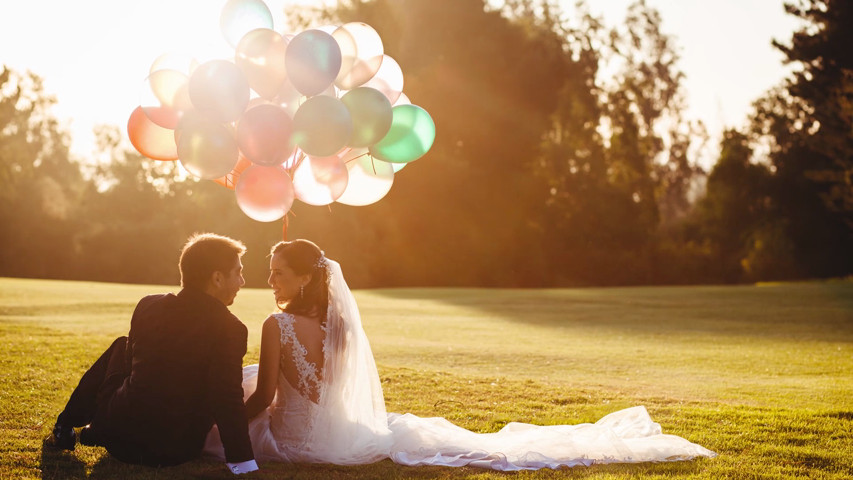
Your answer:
[213,155,253,190]
[127,106,178,161]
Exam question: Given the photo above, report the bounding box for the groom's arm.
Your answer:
[244,316,281,419]
[209,318,255,465]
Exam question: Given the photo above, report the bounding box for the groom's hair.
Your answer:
[179,233,246,290]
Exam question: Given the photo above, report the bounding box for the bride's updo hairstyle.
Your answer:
[270,239,329,321]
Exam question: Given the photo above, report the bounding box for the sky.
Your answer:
[0,0,802,161]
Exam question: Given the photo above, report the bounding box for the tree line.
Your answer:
[1,0,850,289]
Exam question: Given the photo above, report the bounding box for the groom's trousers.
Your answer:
[54,336,157,464]
[56,337,177,466]
[56,336,128,431]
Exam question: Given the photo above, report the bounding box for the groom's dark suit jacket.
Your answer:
[91,288,254,466]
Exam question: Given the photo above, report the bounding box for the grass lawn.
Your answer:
[1,276,851,479]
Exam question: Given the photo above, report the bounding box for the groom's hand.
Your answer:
[227,459,259,475]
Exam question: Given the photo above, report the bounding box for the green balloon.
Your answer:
[292,96,352,157]
[369,104,435,163]
[341,87,392,148]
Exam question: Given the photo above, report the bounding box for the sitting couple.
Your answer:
[45,233,715,474]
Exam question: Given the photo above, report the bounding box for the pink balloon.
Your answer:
[292,154,349,205]
[236,104,294,166]
[235,165,295,222]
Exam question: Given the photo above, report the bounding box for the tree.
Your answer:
[0,66,84,278]
[735,0,853,279]
[694,130,778,281]
[527,0,701,284]
[773,0,853,223]
[750,87,852,279]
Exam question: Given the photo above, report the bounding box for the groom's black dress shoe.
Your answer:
[43,425,76,451]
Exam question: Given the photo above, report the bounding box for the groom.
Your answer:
[44,233,258,474]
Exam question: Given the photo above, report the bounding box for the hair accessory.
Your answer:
[300,284,304,299]
[314,251,327,269]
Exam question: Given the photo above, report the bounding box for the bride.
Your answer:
[204,239,715,470]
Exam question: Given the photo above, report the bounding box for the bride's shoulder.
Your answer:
[266,312,320,330]
[265,312,294,330]
[269,311,294,321]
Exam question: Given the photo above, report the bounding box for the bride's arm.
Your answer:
[245,316,281,419]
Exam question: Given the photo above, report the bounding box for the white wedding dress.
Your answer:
[204,260,715,470]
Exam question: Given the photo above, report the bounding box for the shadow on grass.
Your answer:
[39,446,709,479]
[367,283,853,342]
[247,459,707,479]
[40,447,237,480]
[40,447,87,479]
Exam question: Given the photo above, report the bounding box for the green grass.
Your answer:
[1,277,851,479]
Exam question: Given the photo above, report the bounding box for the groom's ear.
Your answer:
[210,270,225,288]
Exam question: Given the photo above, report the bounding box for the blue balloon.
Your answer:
[285,30,342,96]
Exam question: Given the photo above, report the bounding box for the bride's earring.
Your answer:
[300,284,304,299]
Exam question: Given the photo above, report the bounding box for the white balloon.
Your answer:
[361,55,404,105]
[393,92,411,106]
[293,155,349,206]
[333,22,384,90]
[336,149,394,206]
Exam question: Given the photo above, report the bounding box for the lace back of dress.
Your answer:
[275,313,324,403]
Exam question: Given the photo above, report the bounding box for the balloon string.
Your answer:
[282,214,289,240]
[371,157,377,175]
[345,152,370,164]
[287,151,306,175]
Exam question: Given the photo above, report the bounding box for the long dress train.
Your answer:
[203,260,715,470]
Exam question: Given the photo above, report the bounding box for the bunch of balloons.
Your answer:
[127,0,435,222]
